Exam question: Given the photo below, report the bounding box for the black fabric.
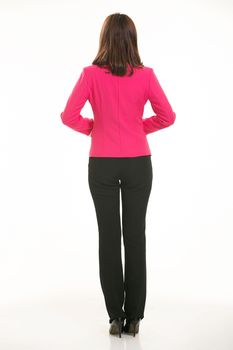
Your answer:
[88,155,153,323]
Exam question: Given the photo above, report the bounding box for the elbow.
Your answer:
[60,111,67,125]
[164,110,176,126]
[169,111,176,125]
[161,111,176,128]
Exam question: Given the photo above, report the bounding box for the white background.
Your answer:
[1,0,233,348]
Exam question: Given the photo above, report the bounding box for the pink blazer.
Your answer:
[60,64,176,157]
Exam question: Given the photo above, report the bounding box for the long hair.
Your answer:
[92,13,144,77]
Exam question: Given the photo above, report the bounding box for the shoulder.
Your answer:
[135,66,154,83]
[81,64,101,82]
[142,65,154,75]
[83,64,99,74]
[140,65,152,70]
[135,65,154,78]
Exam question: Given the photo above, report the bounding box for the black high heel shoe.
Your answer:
[109,317,125,337]
[123,317,140,336]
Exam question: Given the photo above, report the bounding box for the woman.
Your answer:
[60,13,176,337]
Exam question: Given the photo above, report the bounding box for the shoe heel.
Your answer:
[130,318,140,336]
[132,320,137,337]
[118,317,122,338]
[109,317,124,337]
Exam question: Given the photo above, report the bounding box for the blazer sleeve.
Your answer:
[60,68,94,136]
[143,68,176,135]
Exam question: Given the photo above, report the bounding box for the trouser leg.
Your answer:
[120,156,153,320]
[88,158,126,323]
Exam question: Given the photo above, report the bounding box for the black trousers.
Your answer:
[88,155,153,323]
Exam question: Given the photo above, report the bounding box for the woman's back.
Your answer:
[60,63,176,157]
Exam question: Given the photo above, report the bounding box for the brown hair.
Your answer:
[92,13,144,76]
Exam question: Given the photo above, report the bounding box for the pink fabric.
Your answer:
[60,64,176,157]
